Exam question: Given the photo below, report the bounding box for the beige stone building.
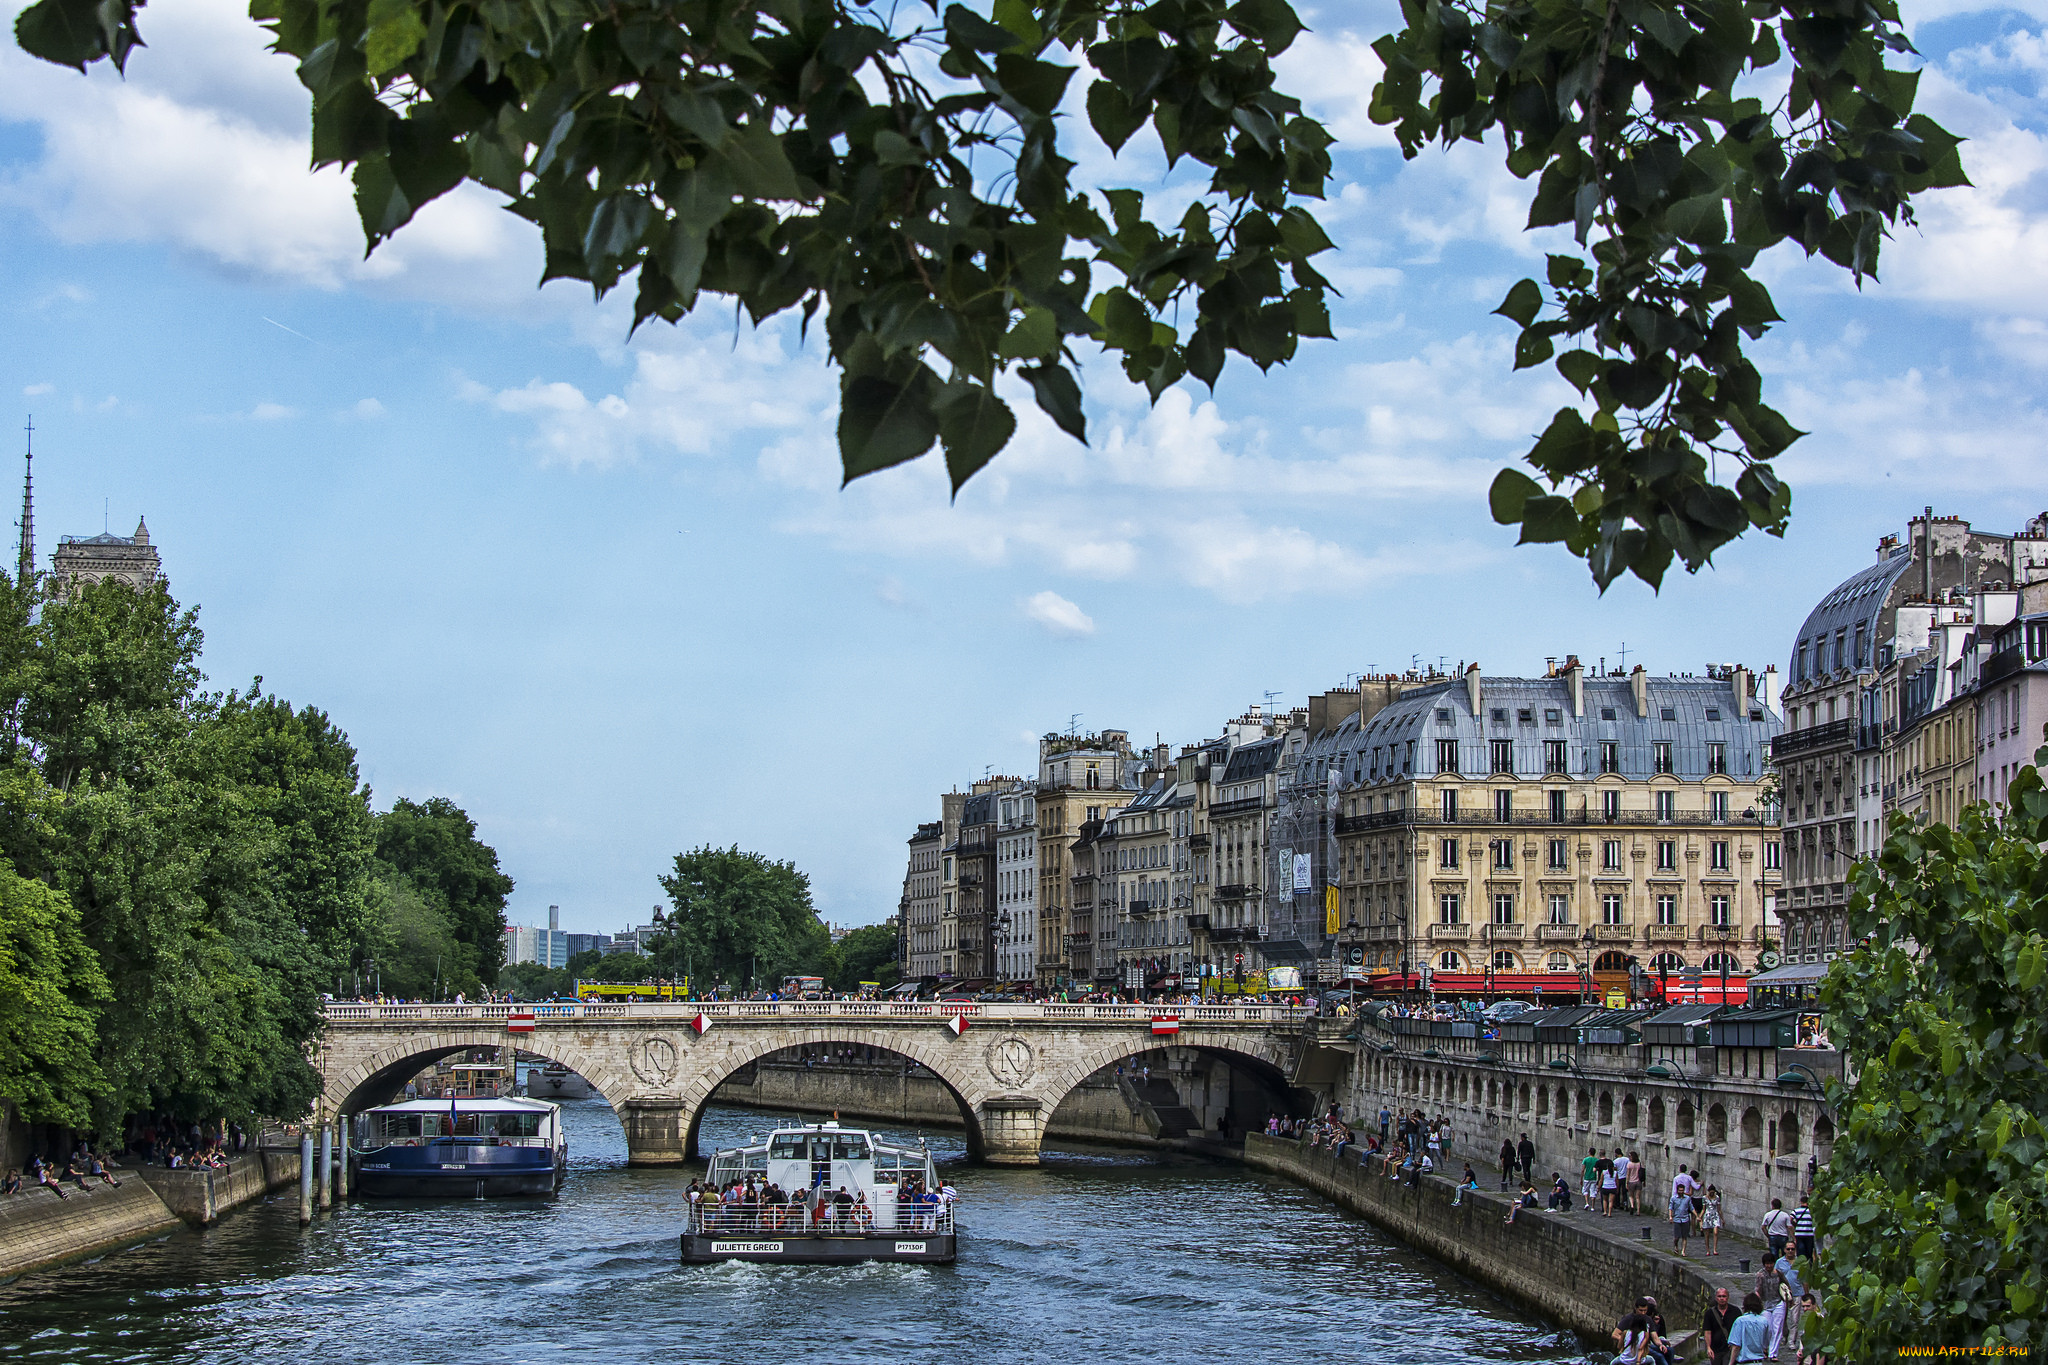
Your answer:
[1331,660,1783,990]
[900,821,944,980]
[1033,730,1136,990]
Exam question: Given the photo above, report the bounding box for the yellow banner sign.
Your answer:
[1325,885,1339,935]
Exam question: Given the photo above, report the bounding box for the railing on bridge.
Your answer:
[322,1001,1312,1025]
[684,1200,954,1236]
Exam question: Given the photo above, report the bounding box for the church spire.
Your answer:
[17,417,34,588]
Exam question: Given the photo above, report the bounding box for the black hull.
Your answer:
[679,1232,956,1265]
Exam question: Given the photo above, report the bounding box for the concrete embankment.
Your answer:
[712,1062,1157,1147]
[1244,1134,1752,1350]
[0,1151,302,1283]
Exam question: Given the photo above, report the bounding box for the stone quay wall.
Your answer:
[1330,1019,1832,1228]
[1245,1134,1753,1350]
[711,1061,1152,1145]
[0,1170,181,1281]
[132,1150,302,1226]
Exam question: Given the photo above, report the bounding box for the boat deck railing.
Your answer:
[686,1202,954,1236]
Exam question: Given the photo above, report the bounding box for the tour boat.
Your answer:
[680,1121,957,1265]
[352,1096,567,1197]
[524,1060,592,1100]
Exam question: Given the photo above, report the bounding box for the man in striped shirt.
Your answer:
[1792,1195,1818,1262]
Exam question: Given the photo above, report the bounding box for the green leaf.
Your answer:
[13,0,141,71]
[1518,494,1578,543]
[1514,330,1554,370]
[1088,81,1146,154]
[839,371,940,482]
[944,3,1019,54]
[998,307,1058,360]
[994,53,1075,118]
[1495,278,1543,327]
[934,382,1017,493]
[712,121,799,200]
[1228,0,1304,54]
[1022,362,1086,442]
[1556,349,1601,393]
[364,0,425,76]
[1489,469,1542,524]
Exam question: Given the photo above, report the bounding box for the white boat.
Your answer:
[525,1061,591,1099]
[681,1121,956,1264]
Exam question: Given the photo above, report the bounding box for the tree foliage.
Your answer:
[12,0,1960,588]
[825,921,901,991]
[652,845,828,989]
[0,856,108,1127]
[1814,746,2048,1357]
[373,795,515,990]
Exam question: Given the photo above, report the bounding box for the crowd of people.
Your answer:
[684,1175,956,1235]
[2,1149,123,1199]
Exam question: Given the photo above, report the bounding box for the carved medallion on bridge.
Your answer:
[630,1036,680,1087]
[984,1036,1036,1088]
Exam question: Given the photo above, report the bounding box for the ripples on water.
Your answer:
[0,1099,1589,1364]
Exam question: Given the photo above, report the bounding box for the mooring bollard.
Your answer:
[334,1115,349,1203]
[317,1123,333,1210]
[298,1131,314,1225]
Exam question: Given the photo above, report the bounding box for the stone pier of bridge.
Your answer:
[317,1001,1308,1166]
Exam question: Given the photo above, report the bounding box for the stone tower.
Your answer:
[53,517,162,592]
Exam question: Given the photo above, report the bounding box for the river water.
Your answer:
[0,1099,1589,1364]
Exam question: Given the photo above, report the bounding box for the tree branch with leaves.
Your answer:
[15,0,1962,588]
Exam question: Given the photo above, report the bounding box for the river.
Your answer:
[0,1099,1589,1364]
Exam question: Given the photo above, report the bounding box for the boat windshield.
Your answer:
[769,1135,807,1161]
[370,1110,545,1141]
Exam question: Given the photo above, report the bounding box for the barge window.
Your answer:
[377,1114,423,1139]
[832,1137,871,1161]
[486,1113,541,1138]
[769,1136,808,1161]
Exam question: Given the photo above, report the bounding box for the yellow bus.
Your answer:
[575,980,690,1000]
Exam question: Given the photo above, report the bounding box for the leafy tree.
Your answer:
[826,922,901,992]
[12,0,1959,589]
[0,857,108,1127]
[363,871,468,998]
[498,957,573,1000]
[653,845,828,990]
[374,796,515,986]
[1814,746,2048,1356]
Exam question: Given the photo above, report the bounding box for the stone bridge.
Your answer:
[318,1000,1308,1165]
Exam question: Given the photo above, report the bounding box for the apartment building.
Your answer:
[901,821,944,980]
[994,781,1037,984]
[1034,730,1137,990]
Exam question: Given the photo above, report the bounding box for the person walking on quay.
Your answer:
[1612,1295,1663,1364]
[1611,1147,1631,1213]
[1498,1136,1517,1189]
[1766,1247,1805,1360]
[1699,1184,1724,1256]
[1379,1105,1391,1144]
[1517,1132,1535,1184]
[1762,1198,1794,1259]
[1669,1184,1695,1258]
[1627,1148,1646,1213]
[1598,1149,1619,1215]
[1730,1292,1773,1364]
[1792,1194,1818,1262]
[1702,1286,1740,1365]
[1793,1291,1825,1365]
[1582,1147,1600,1211]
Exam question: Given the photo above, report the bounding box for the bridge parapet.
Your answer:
[322,1001,1309,1027]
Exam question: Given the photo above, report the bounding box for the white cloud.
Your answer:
[1022,590,1096,636]
[23,383,52,396]
[248,401,297,420]
[351,398,386,420]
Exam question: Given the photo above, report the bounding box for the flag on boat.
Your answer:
[506,1009,536,1033]
[944,1014,968,1037]
[691,1013,712,1036]
[1151,1016,1181,1036]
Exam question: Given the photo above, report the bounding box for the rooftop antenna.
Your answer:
[103,497,108,535]
[1262,690,1281,706]
[1618,641,1630,672]
[1067,712,1081,736]
[16,416,33,587]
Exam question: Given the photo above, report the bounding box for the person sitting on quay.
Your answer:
[30,1156,67,1199]
[1451,1164,1480,1206]
[1404,1149,1432,1187]
[1547,1173,1573,1211]
[1503,1180,1539,1224]
[1,1168,20,1195]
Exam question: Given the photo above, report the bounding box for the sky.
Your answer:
[1,0,2045,937]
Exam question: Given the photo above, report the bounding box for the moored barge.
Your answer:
[352,1096,567,1197]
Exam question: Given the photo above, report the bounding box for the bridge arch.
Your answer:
[322,1028,634,1123]
[674,1028,991,1163]
[1034,1028,1306,1141]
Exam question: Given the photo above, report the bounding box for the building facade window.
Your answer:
[1440,893,1463,924]
[1602,838,1623,871]
[1710,791,1729,821]
[1708,742,1728,775]
[1603,790,1621,821]
[1655,790,1675,821]
[1549,790,1567,821]
[1600,741,1620,774]
[1656,839,1677,871]
[1602,893,1626,925]
[1442,789,1460,821]
[1440,838,1460,870]
[1545,740,1568,773]
[1656,893,1679,925]
[1437,739,1460,773]
[1710,893,1731,927]
[1493,892,1515,924]
[1654,742,1674,774]
[1494,789,1513,821]
[1547,838,1568,870]
[1491,839,1514,870]
[1491,739,1514,774]
[1764,840,1782,870]
[1548,893,1570,924]
[1710,840,1730,871]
